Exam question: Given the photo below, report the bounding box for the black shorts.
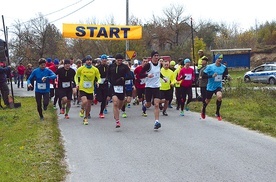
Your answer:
[206,87,222,99]
[125,90,132,97]
[136,88,145,99]
[58,88,73,100]
[110,85,125,101]
[145,87,160,102]
[79,90,94,100]
[160,89,173,101]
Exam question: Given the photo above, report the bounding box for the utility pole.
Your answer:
[125,0,129,59]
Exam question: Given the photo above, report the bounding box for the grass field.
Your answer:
[0,97,66,181]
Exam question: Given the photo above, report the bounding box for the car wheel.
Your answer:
[244,76,251,83]
[269,78,276,85]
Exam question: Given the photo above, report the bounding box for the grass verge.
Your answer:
[0,97,66,182]
[191,71,276,137]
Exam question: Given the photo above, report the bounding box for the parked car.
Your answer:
[243,63,276,84]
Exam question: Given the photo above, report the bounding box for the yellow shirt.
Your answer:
[76,66,101,94]
[174,66,182,88]
[160,68,175,90]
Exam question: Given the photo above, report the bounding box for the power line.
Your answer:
[50,0,95,24]
[44,0,83,17]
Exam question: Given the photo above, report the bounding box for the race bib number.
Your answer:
[100,78,106,84]
[214,75,222,82]
[114,86,123,93]
[125,80,131,85]
[37,83,46,90]
[50,83,54,89]
[184,74,192,80]
[83,81,92,88]
[62,82,70,88]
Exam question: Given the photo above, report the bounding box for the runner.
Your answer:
[201,53,227,121]
[139,51,165,130]
[76,55,101,125]
[121,61,135,118]
[177,58,195,116]
[55,59,76,119]
[96,54,109,118]
[106,53,131,128]
[133,58,147,108]
[27,58,57,120]
[160,59,175,116]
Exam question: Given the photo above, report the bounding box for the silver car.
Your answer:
[244,63,276,85]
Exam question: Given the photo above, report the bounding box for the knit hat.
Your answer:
[46,58,52,63]
[170,60,176,66]
[54,59,59,65]
[86,55,93,60]
[100,54,108,60]
[184,58,191,64]
[64,59,70,64]
[151,50,159,58]
[115,53,124,60]
[201,56,209,61]
[215,53,223,60]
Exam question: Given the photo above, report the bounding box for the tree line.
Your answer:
[6,4,276,67]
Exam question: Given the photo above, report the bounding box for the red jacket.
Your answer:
[17,65,26,75]
[177,66,195,87]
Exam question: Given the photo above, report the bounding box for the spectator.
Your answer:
[0,61,11,108]
[17,62,26,88]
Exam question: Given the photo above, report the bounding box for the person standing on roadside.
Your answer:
[106,53,131,128]
[76,55,101,125]
[25,63,34,91]
[198,56,209,110]
[201,53,227,121]
[0,61,11,108]
[139,50,164,130]
[27,58,57,121]
[17,62,25,88]
[55,59,76,119]
[197,50,205,70]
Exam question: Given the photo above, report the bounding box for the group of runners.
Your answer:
[27,50,228,129]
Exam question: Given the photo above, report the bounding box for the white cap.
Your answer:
[134,59,139,64]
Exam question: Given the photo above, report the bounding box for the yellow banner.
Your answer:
[62,24,142,40]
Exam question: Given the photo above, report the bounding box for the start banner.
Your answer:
[63,24,142,40]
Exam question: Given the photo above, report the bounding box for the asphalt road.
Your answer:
[12,82,276,182]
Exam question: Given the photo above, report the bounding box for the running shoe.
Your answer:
[116,121,121,128]
[40,116,44,121]
[142,100,147,113]
[185,104,189,111]
[60,108,65,114]
[53,105,57,110]
[180,111,184,116]
[79,109,84,117]
[122,112,127,118]
[162,110,168,116]
[168,104,173,108]
[142,112,147,117]
[83,117,88,125]
[43,105,48,111]
[217,116,222,121]
[87,114,91,119]
[103,108,108,114]
[99,113,105,118]
[65,114,69,119]
[127,103,131,108]
[154,122,161,129]
[201,112,206,119]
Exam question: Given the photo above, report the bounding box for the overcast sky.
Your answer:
[1,0,275,37]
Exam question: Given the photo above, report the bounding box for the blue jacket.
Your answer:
[27,67,56,93]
